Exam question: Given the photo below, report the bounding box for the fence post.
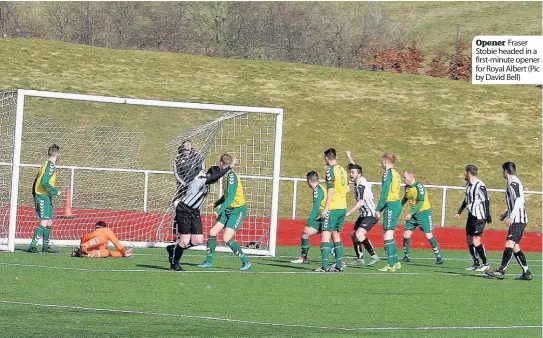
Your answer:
[143,171,149,212]
[292,180,298,219]
[441,187,447,227]
[69,167,75,207]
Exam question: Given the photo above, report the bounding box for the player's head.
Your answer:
[501,161,516,178]
[464,164,478,180]
[348,163,362,182]
[95,221,107,228]
[381,152,396,169]
[324,148,337,165]
[306,170,319,189]
[403,171,416,186]
[219,153,233,169]
[179,140,192,154]
[206,165,222,184]
[48,144,60,161]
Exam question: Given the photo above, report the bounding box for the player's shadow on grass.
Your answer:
[256,261,314,271]
[439,270,489,279]
[135,264,172,271]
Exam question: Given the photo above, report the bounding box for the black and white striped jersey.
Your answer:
[459,179,491,220]
[353,177,377,218]
[179,172,209,211]
[174,166,232,212]
[174,150,205,187]
[505,176,528,224]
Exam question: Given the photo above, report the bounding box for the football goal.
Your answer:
[0,89,283,256]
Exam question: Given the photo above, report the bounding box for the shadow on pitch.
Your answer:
[256,261,314,271]
[439,270,489,279]
[135,264,172,271]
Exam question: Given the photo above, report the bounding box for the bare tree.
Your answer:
[2,2,28,38]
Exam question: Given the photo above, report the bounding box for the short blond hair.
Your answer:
[404,170,415,178]
[382,152,396,164]
[220,153,233,165]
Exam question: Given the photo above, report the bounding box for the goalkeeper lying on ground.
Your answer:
[71,221,133,258]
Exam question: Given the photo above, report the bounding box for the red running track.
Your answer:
[3,206,541,252]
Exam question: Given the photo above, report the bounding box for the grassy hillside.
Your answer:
[0,39,541,229]
[383,1,542,54]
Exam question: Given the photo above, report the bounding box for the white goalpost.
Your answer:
[0,89,283,256]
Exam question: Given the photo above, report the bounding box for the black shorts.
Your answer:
[173,203,203,235]
[507,223,526,243]
[354,216,378,232]
[466,213,485,236]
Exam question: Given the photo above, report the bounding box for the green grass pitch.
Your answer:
[1,246,541,337]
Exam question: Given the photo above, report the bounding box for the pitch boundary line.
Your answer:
[131,253,543,264]
[1,262,539,277]
[1,300,540,332]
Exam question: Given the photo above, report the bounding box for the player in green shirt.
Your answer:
[401,171,443,264]
[291,171,327,264]
[27,144,62,253]
[198,154,251,271]
[376,153,402,272]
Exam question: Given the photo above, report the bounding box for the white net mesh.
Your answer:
[0,91,16,248]
[0,92,279,254]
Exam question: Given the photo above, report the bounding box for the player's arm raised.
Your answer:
[206,159,238,185]
[345,150,356,165]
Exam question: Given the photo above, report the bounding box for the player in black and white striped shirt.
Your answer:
[167,159,237,271]
[345,151,380,266]
[455,164,492,272]
[487,162,532,280]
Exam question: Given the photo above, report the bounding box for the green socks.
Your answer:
[385,239,399,265]
[321,242,330,268]
[301,237,310,258]
[43,226,52,249]
[428,237,442,258]
[403,237,411,258]
[334,242,344,269]
[205,236,217,263]
[28,225,45,248]
[226,239,249,264]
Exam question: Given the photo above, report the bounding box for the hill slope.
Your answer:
[0,39,540,229]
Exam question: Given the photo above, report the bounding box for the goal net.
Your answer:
[0,90,283,256]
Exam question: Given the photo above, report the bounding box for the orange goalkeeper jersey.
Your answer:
[82,227,126,256]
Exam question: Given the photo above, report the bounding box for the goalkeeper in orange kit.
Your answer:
[71,221,133,258]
